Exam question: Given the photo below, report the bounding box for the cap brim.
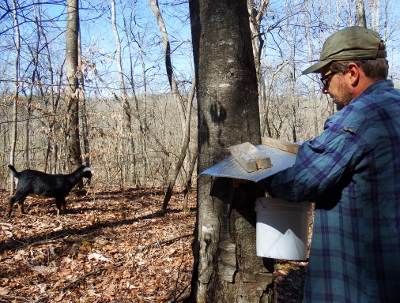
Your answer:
[302,60,332,74]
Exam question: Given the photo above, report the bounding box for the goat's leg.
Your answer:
[55,198,62,215]
[61,199,67,215]
[17,198,26,214]
[6,195,26,217]
[55,198,67,215]
[5,196,16,217]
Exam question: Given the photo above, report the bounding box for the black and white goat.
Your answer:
[6,165,93,217]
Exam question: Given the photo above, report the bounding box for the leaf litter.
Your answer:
[0,186,195,302]
[0,186,306,302]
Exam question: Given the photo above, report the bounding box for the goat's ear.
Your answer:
[83,167,95,172]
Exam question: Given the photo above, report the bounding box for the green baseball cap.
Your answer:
[302,26,386,74]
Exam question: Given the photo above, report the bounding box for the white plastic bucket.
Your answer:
[255,197,312,260]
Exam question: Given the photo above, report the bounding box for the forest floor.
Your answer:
[0,186,306,302]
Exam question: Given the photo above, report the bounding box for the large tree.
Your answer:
[189,0,274,302]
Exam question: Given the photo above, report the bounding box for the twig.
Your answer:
[139,233,193,252]
[0,223,12,227]
[163,291,191,303]
[60,261,124,292]
[0,294,30,302]
[31,296,48,303]
[171,242,188,302]
[60,269,105,292]
[17,235,94,249]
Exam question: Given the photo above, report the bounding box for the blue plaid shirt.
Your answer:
[259,80,400,302]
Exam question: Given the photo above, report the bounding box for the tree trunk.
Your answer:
[182,143,198,212]
[248,0,269,138]
[65,0,82,171]
[356,0,367,28]
[189,0,274,302]
[9,0,21,195]
[26,5,43,169]
[111,0,136,185]
[149,0,196,209]
[78,37,90,168]
[40,9,58,174]
[304,0,319,137]
[247,0,269,88]
[162,78,196,210]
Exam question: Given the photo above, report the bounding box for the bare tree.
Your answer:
[111,0,136,184]
[1,0,400,189]
[162,77,197,210]
[148,0,196,210]
[189,0,274,301]
[78,40,90,168]
[9,0,21,195]
[248,0,269,82]
[356,0,367,27]
[65,0,82,171]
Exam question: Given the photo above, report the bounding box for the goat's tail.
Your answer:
[8,165,20,178]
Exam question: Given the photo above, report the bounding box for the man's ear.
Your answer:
[346,62,360,86]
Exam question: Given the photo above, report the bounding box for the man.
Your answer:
[258,26,400,302]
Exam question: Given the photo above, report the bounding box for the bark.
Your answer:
[189,0,274,302]
[39,9,59,174]
[162,78,196,210]
[78,31,90,168]
[304,0,319,137]
[9,0,20,195]
[356,0,367,28]
[182,143,198,212]
[120,1,141,184]
[247,0,269,80]
[149,0,196,209]
[261,62,288,137]
[65,0,82,170]
[111,0,136,184]
[148,0,185,128]
[26,4,43,169]
[248,0,268,137]
[370,0,380,31]
[131,13,150,186]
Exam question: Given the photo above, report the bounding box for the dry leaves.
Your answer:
[0,186,195,302]
[0,187,306,302]
[273,261,308,302]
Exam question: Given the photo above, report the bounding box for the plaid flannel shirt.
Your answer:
[259,80,400,302]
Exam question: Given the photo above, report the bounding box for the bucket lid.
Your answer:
[255,197,311,212]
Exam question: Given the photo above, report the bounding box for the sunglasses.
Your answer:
[320,71,337,87]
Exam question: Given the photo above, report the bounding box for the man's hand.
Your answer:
[232,178,250,188]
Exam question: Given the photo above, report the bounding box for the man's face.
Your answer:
[320,66,353,111]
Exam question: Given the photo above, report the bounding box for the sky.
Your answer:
[1,0,399,97]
